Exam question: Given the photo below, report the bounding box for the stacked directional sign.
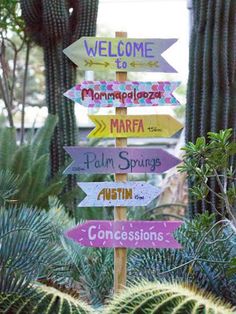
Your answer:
[63,37,183,250]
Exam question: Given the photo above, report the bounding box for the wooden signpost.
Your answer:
[88,114,183,138]
[63,37,177,72]
[78,182,161,207]
[63,31,183,294]
[64,81,181,107]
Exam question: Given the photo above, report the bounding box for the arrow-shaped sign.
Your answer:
[63,147,181,174]
[65,220,183,248]
[78,182,161,207]
[63,37,177,72]
[64,81,180,108]
[88,115,183,138]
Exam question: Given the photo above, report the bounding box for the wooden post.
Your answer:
[114,31,127,293]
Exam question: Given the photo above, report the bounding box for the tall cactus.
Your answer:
[20,0,99,210]
[105,281,235,314]
[186,0,236,217]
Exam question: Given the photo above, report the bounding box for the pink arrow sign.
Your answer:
[64,81,180,108]
[65,220,183,248]
[78,182,161,207]
[63,147,181,174]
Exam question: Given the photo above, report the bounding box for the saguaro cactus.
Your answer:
[186,0,236,217]
[20,0,99,203]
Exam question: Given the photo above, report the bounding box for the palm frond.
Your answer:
[0,170,19,206]
[31,114,58,159]
[0,205,74,293]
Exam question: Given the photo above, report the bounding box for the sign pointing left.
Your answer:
[63,37,177,72]
[65,220,183,248]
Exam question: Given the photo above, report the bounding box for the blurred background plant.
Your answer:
[0,114,66,209]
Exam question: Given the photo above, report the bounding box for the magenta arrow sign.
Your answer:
[65,220,183,248]
[63,147,181,174]
[78,182,161,207]
[64,81,180,107]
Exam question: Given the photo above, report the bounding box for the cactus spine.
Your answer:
[186,0,236,217]
[0,285,93,314]
[20,0,99,208]
[105,281,235,314]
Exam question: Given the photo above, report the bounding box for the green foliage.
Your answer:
[128,213,236,305]
[0,0,25,36]
[0,284,93,314]
[0,170,19,206]
[179,129,236,220]
[0,114,66,209]
[65,246,114,306]
[0,204,75,294]
[105,281,235,314]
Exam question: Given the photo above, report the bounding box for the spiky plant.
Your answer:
[0,169,19,206]
[0,114,66,209]
[0,284,93,314]
[128,213,236,305]
[105,281,235,314]
[0,204,76,294]
[62,240,114,307]
[20,0,99,212]
[186,0,236,217]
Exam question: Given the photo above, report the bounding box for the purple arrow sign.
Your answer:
[64,81,181,108]
[65,220,183,248]
[78,182,161,207]
[63,147,181,174]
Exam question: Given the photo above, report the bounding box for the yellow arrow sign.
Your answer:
[88,115,183,138]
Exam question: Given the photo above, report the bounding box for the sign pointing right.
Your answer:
[88,115,183,138]
[63,147,182,175]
